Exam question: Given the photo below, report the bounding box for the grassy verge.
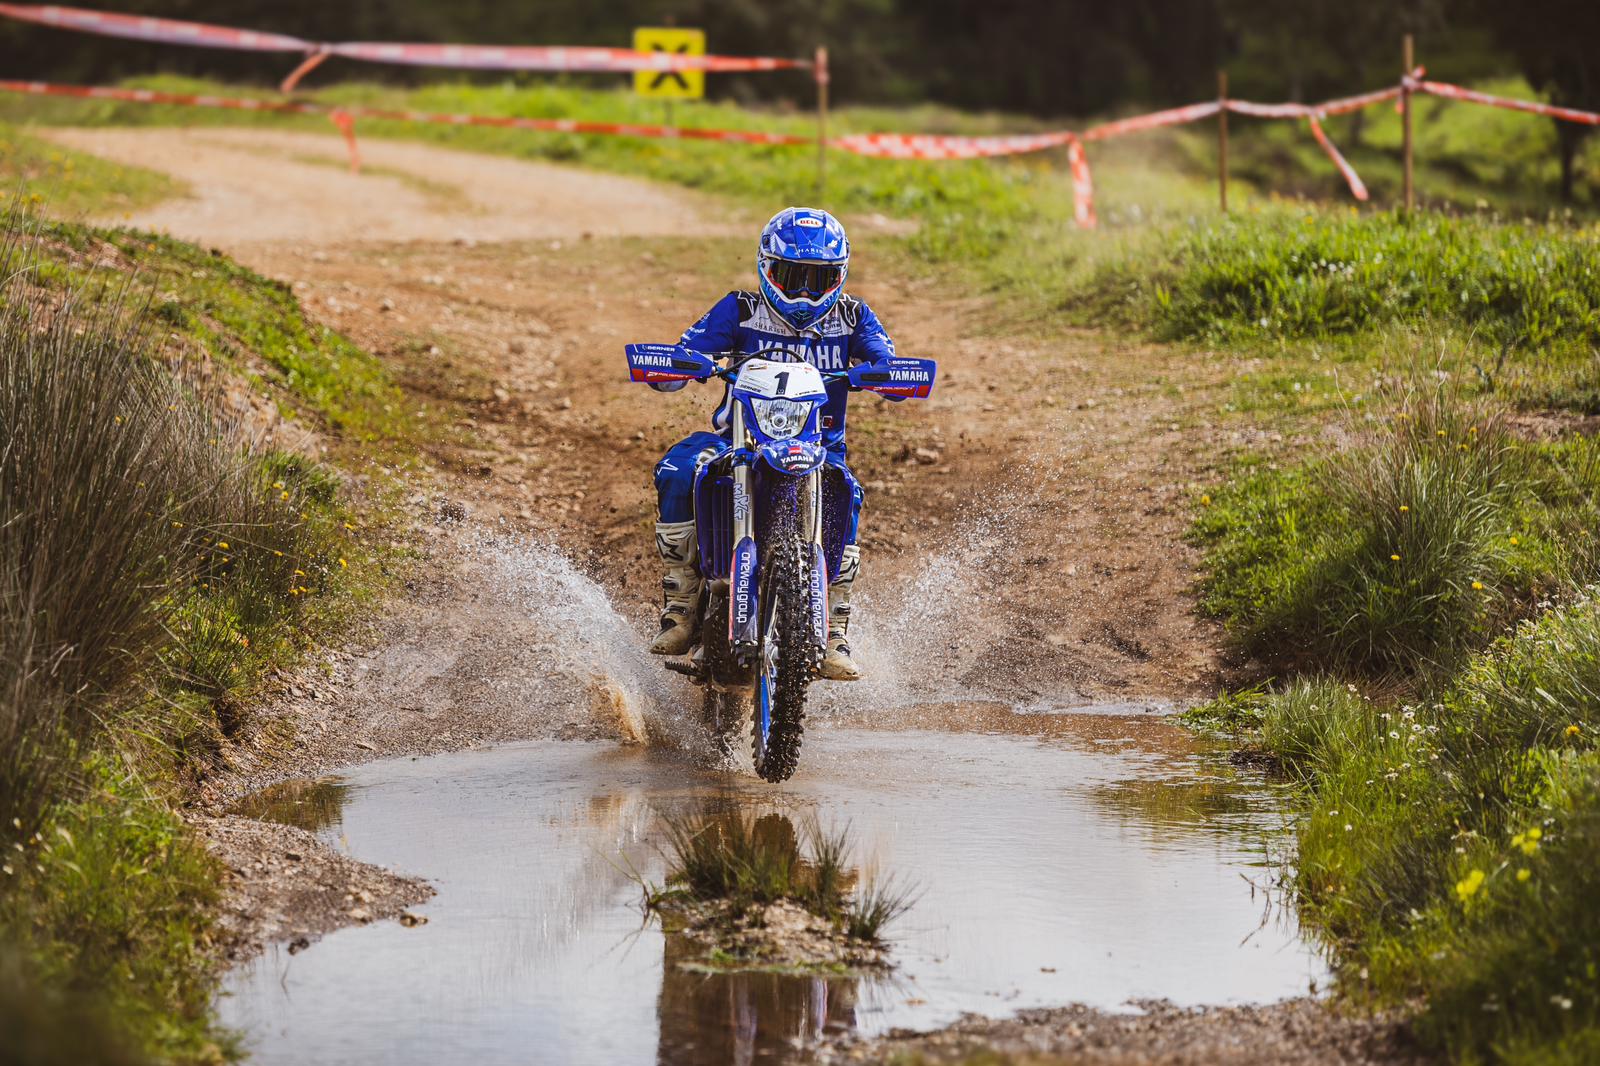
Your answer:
[0,122,181,219]
[1189,374,1600,1061]
[1,203,403,1061]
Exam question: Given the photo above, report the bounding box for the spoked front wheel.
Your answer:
[751,531,813,782]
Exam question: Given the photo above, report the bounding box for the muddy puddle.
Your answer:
[219,709,1326,1064]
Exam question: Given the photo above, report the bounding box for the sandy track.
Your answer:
[44,127,740,245]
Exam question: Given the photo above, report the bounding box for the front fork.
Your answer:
[802,470,829,656]
[728,407,830,662]
[729,405,760,655]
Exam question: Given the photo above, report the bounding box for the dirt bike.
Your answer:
[626,343,936,781]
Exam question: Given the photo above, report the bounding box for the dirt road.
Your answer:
[54,125,1226,705]
[50,127,1412,1063]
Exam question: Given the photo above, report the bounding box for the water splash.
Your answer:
[830,468,1068,714]
[467,527,695,746]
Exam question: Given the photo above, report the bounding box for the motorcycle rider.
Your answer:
[649,206,899,681]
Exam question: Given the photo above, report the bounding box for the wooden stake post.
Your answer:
[1402,34,1415,213]
[1218,70,1229,213]
[815,46,829,204]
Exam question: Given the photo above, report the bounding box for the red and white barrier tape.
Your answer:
[831,130,1075,160]
[1082,100,1222,142]
[0,78,812,151]
[1307,116,1367,201]
[323,42,806,74]
[4,66,1596,231]
[1412,78,1600,127]
[0,3,807,75]
[0,2,304,50]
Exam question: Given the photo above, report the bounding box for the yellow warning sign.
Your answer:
[633,27,705,99]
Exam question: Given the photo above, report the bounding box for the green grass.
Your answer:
[0,122,181,220]
[1225,603,1600,1065]
[1192,379,1600,675]
[39,223,405,443]
[654,809,912,946]
[2,205,402,1060]
[1193,371,1600,1061]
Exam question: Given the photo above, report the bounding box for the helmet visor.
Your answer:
[766,258,843,302]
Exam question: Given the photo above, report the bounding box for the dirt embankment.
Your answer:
[48,127,1399,1058]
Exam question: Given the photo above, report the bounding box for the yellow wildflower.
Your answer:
[1455,869,1485,902]
[1391,554,1401,561]
[1566,725,1581,737]
[338,558,348,569]
[1510,536,1520,546]
[1200,494,1212,506]
[1516,868,1531,882]
[217,541,229,550]
[1472,581,1484,590]
[1399,505,1410,513]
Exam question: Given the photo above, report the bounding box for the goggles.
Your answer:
[765,257,844,301]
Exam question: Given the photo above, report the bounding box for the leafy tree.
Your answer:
[1474,0,1598,200]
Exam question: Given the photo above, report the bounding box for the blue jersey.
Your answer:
[672,290,897,456]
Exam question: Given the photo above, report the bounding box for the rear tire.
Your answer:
[751,529,812,782]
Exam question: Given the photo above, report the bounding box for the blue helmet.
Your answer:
[757,207,849,331]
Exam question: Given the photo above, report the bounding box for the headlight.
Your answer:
[750,397,814,440]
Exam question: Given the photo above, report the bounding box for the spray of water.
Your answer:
[829,467,1069,715]
[466,526,697,746]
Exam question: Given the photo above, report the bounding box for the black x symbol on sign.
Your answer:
[649,42,692,91]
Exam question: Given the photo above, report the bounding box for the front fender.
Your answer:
[755,439,827,476]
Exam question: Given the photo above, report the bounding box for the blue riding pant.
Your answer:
[654,430,863,546]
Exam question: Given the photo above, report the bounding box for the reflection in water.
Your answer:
[219,715,1328,1066]
[657,934,860,1066]
[228,776,351,833]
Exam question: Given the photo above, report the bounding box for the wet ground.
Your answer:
[219,711,1326,1065]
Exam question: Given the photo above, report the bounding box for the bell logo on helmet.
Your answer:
[795,216,823,228]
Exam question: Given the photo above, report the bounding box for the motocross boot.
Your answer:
[819,545,862,681]
[649,520,703,655]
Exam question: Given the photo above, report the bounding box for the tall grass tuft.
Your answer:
[0,221,201,839]
[1,207,354,838]
[656,807,911,945]
[1194,376,1562,675]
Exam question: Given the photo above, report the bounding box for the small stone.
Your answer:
[287,936,311,954]
[913,447,941,464]
[379,297,395,312]
[508,339,527,355]
[349,907,371,923]
[399,911,428,928]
